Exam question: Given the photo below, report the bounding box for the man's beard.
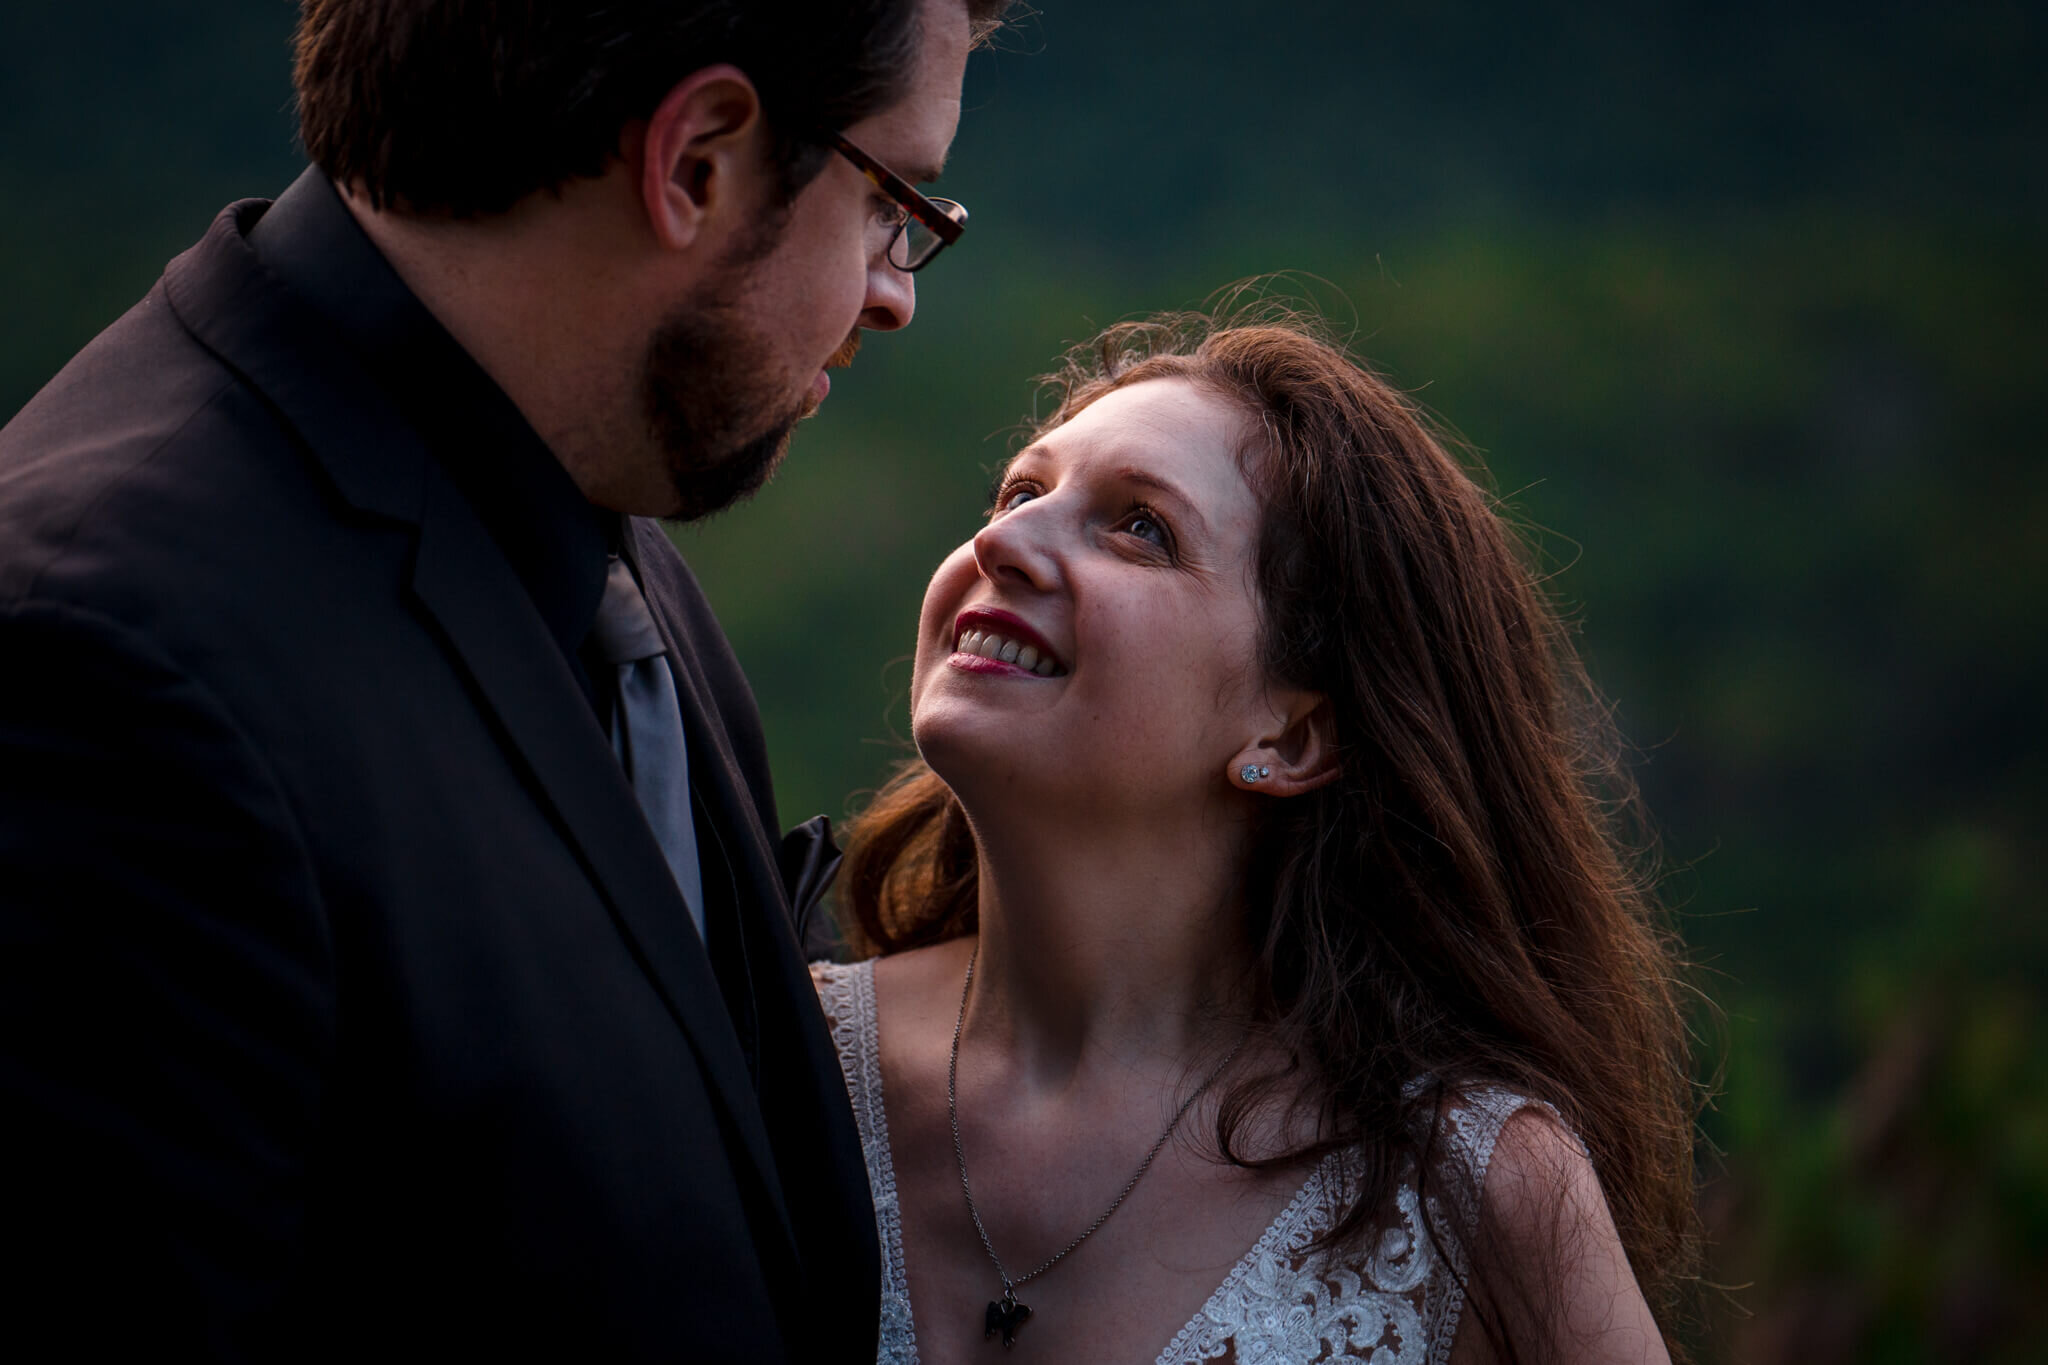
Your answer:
[640,292,807,524]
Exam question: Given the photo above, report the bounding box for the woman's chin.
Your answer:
[913,715,1043,810]
[909,712,989,787]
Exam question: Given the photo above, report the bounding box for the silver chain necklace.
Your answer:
[947,947,1247,1348]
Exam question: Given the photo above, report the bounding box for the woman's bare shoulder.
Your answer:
[1446,1106,1671,1365]
[869,936,977,1029]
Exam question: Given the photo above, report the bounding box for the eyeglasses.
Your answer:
[830,132,968,272]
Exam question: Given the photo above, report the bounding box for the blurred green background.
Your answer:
[5,1,2042,1358]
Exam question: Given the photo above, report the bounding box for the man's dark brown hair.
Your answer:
[295,0,1013,218]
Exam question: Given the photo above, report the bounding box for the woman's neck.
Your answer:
[959,801,1257,1091]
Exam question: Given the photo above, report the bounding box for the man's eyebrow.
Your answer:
[907,144,952,185]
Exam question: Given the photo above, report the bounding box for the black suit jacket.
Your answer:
[0,191,877,1360]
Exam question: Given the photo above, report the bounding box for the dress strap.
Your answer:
[811,959,922,1363]
[1418,1085,1570,1365]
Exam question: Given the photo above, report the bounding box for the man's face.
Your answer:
[645,0,972,522]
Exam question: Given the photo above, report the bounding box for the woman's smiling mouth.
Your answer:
[950,610,1067,677]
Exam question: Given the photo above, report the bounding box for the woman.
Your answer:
[811,306,1697,1364]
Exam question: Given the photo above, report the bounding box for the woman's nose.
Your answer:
[971,501,1060,591]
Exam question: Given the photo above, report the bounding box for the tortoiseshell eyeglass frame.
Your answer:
[830,132,968,272]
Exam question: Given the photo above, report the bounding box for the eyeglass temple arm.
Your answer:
[833,135,966,245]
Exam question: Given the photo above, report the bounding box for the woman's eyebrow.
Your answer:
[991,451,1034,487]
[997,453,1212,535]
[1111,466,1209,536]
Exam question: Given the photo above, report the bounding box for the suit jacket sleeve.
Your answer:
[0,599,334,1356]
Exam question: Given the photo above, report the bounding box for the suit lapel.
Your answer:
[632,530,886,1358]
[165,203,800,1271]
[622,522,818,1315]
[618,526,782,1090]
[407,465,793,1227]
[622,523,799,1018]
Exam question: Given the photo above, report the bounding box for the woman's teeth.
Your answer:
[956,627,1063,676]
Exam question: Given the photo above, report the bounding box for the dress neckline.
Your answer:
[814,957,1343,1365]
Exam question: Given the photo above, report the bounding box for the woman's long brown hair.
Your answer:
[839,302,1700,1354]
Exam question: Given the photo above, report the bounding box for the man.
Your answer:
[0,0,1007,1358]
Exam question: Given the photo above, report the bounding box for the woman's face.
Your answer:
[911,377,1280,820]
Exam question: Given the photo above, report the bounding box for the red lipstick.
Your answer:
[950,607,1067,676]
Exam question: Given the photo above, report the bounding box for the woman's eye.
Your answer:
[998,485,1038,512]
[1122,510,1169,548]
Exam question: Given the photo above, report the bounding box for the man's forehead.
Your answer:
[847,0,969,182]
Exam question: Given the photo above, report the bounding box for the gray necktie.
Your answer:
[591,555,705,939]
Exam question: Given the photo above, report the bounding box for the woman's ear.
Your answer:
[636,65,767,251]
[1228,690,1339,796]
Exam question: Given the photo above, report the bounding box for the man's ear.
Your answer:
[637,65,767,252]
[1228,690,1340,797]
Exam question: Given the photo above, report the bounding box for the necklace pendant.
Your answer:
[984,1290,1033,1347]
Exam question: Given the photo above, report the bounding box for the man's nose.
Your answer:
[860,257,915,332]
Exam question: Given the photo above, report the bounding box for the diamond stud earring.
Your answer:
[1240,764,1271,784]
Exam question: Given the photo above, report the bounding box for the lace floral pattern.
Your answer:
[815,958,1538,1365]
[814,960,921,1364]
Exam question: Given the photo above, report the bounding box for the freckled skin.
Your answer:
[881,377,1671,1365]
[912,378,1282,825]
[880,381,1336,1365]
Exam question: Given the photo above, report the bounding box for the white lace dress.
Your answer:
[814,958,1544,1365]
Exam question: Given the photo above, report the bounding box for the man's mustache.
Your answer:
[827,333,861,369]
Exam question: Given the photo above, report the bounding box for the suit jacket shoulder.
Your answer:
[0,198,878,1363]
